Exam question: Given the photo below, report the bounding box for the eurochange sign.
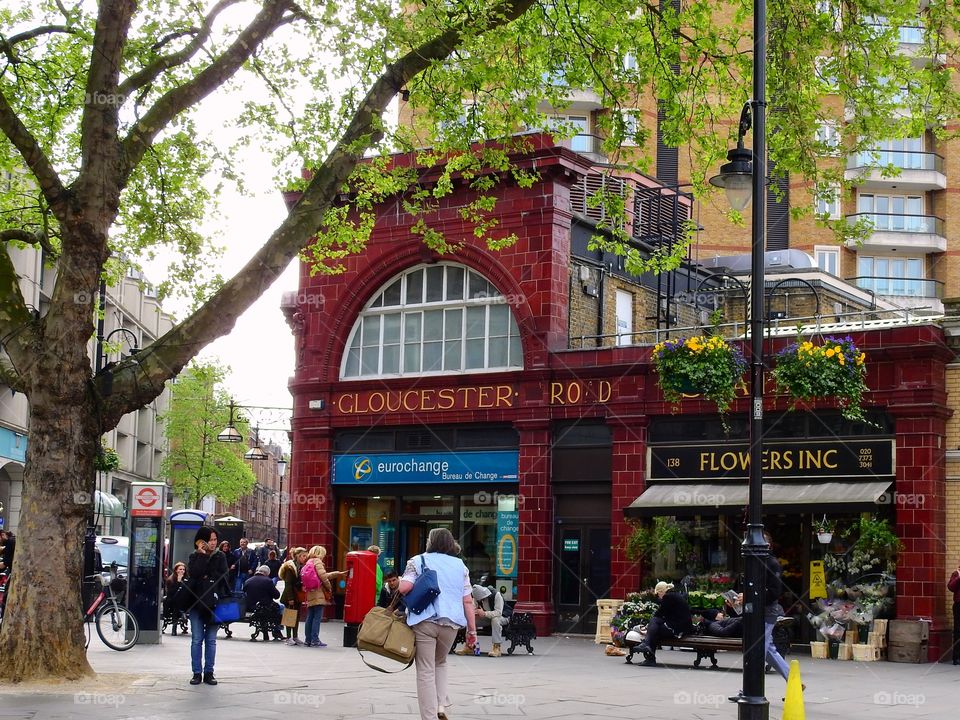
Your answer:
[332,451,520,485]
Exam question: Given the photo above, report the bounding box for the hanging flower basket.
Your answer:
[652,335,747,414]
[771,336,869,422]
[94,445,121,473]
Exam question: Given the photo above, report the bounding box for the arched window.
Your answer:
[341,263,523,379]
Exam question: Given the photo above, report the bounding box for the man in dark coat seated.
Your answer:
[634,581,694,666]
[244,565,282,640]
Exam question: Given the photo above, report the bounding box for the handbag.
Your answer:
[281,607,299,628]
[357,595,416,673]
[295,588,307,604]
[212,592,246,623]
[405,555,441,615]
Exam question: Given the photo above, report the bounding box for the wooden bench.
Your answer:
[626,634,743,668]
[624,618,794,669]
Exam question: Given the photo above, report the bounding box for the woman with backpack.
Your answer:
[301,545,345,648]
[279,547,306,646]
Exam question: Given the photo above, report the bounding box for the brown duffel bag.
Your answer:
[357,602,416,673]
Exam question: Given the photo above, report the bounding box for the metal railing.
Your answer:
[866,22,924,44]
[847,149,943,173]
[557,133,606,158]
[848,276,943,299]
[571,305,942,349]
[845,212,945,235]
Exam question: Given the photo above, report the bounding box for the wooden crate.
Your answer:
[853,644,881,662]
[837,644,854,660]
[594,599,625,644]
[889,619,930,644]
[810,641,829,659]
[867,631,887,648]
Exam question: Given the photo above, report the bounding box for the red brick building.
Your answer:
[283,138,954,660]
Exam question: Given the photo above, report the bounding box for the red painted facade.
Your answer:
[285,142,954,660]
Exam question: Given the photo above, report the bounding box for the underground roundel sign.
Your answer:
[130,485,165,517]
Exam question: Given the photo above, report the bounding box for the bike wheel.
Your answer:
[95,604,139,651]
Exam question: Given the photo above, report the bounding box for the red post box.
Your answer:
[343,550,379,624]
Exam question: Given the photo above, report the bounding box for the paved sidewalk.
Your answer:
[0,622,957,719]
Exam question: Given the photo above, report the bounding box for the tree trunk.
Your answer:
[0,384,99,681]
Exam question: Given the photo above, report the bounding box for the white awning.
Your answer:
[95,490,126,518]
[624,480,893,517]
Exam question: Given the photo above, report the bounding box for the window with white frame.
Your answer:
[620,109,643,146]
[856,255,925,296]
[814,245,840,276]
[341,264,523,379]
[547,114,590,152]
[815,122,840,155]
[814,184,841,219]
[857,193,925,231]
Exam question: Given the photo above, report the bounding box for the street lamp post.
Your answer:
[709,0,770,716]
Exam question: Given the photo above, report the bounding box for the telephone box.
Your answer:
[127,483,167,644]
[343,550,379,646]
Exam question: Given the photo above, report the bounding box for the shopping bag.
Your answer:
[357,603,416,673]
[281,607,299,628]
[405,555,440,614]
[212,593,246,623]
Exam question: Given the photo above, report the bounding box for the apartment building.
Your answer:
[0,246,174,536]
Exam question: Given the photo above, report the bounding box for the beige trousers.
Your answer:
[412,621,459,720]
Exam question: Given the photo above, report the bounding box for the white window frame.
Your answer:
[814,183,841,220]
[816,121,840,156]
[814,245,841,276]
[340,263,524,380]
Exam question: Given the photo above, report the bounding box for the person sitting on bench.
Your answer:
[634,581,694,666]
[455,584,510,657]
[704,591,743,638]
[244,565,282,639]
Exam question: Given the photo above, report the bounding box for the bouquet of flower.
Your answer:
[652,335,747,415]
[609,592,659,646]
[771,335,868,422]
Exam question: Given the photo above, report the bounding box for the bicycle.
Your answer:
[84,562,139,651]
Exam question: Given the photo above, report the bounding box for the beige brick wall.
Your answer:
[946,363,960,629]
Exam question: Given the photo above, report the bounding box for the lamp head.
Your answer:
[709,145,754,211]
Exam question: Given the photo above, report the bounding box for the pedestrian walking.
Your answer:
[949,560,960,665]
[301,545,345,647]
[232,538,256,592]
[186,527,230,685]
[399,527,478,720]
[279,546,305,645]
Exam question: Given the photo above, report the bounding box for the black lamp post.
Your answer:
[708,0,770,716]
[276,458,287,546]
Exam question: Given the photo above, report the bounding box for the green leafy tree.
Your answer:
[160,362,255,507]
[0,0,957,681]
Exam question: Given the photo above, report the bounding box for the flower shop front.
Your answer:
[626,412,900,643]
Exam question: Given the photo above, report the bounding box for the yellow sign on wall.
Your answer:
[810,560,827,599]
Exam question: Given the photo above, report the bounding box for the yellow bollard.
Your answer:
[782,659,806,720]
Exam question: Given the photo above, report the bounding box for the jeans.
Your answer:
[763,611,790,681]
[953,601,960,663]
[304,604,324,645]
[189,608,218,675]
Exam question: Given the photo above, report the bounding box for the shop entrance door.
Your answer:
[399,519,453,565]
[555,525,610,635]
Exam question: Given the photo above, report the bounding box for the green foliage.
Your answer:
[771,336,869,422]
[159,361,256,506]
[94,444,120,473]
[652,335,747,415]
[624,517,692,562]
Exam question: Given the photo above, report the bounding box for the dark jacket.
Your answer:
[278,559,301,607]
[186,549,230,613]
[948,570,960,603]
[763,554,785,608]
[378,586,407,611]
[233,547,257,578]
[244,573,281,608]
[654,591,694,635]
[266,558,282,579]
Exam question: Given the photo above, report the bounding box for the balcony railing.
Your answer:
[867,22,924,44]
[846,212,944,235]
[847,150,943,173]
[558,133,606,158]
[848,276,943,299]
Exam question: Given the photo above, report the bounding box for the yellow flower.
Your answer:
[838,356,845,365]
[825,348,836,358]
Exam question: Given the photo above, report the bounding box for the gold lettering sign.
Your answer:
[548,380,614,406]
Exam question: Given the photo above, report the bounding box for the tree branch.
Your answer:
[0,228,57,257]
[117,0,243,98]
[0,91,69,218]
[120,0,295,183]
[3,25,76,47]
[101,0,537,424]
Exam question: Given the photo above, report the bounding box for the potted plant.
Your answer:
[652,335,747,415]
[771,335,869,422]
[95,444,121,473]
[624,517,692,562]
[813,516,835,544]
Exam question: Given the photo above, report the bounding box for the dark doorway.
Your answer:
[555,524,611,634]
